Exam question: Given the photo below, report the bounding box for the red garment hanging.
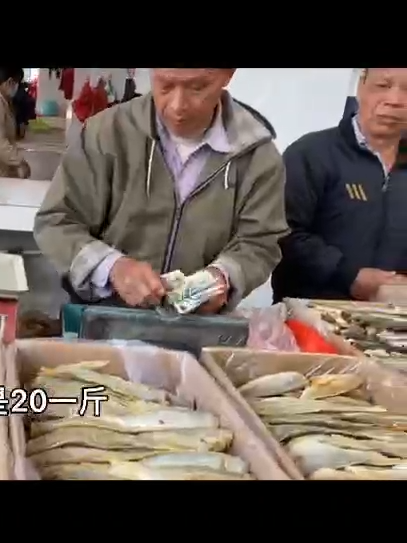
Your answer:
[72,79,109,123]
[59,68,75,101]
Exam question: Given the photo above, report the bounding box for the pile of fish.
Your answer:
[25,361,254,480]
[307,300,407,368]
[237,369,407,480]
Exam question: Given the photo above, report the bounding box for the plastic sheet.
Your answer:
[285,319,339,354]
[6,339,289,480]
[236,304,300,353]
[201,347,407,479]
[283,298,332,338]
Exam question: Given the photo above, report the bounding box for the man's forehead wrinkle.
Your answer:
[155,68,219,82]
[370,68,403,80]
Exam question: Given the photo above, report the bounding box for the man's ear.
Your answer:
[356,69,367,101]
[222,69,236,87]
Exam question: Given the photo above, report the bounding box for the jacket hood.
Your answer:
[130,91,272,158]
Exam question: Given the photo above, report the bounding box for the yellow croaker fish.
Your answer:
[30,408,219,438]
[271,424,369,443]
[309,468,358,480]
[29,447,157,467]
[27,427,234,456]
[300,374,363,401]
[327,396,372,407]
[249,396,386,417]
[138,452,249,475]
[286,435,396,476]
[316,434,407,459]
[109,462,254,481]
[40,361,169,404]
[31,375,163,418]
[238,372,308,398]
[344,466,407,480]
[39,463,121,480]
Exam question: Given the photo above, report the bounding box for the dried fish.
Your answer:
[271,424,374,443]
[316,434,407,459]
[309,468,358,480]
[345,466,407,480]
[264,413,374,430]
[31,375,162,418]
[308,465,407,480]
[249,396,386,417]
[238,372,308,398]
[327,396,372,407]
[300,374,363,400]
[340,412,407,429]
[27,426,234,456]
[30,408,219,438]
[40,463,121,480]
[286,435,396,476]
[40,361,169,404]
[29,447,157,467]
[139,452,249,474]
[109,462,253,480]
[308,300,407,356]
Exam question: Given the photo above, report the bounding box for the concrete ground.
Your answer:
[19,122,65,181]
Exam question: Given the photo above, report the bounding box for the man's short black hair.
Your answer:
[0,67,24,85]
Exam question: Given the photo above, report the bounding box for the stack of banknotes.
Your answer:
[162,269,223,314]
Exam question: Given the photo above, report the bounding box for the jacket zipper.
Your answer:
[371,154,392,260]
[161,166,225,273]
[161,139,270,274]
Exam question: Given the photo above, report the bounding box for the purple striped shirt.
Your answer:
[155,106,231,203]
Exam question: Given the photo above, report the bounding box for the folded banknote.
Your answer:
[162,269,224,314]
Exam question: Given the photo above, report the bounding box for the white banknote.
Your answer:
[162,269,223,314]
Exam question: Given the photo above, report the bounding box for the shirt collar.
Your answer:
[156,103,231,154]
[351,114,368,149]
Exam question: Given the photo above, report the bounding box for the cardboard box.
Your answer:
[0,345,14,479]
[200,347,400,480]
[4,340,291,480]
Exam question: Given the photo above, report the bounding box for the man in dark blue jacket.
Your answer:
[272,68,407,302]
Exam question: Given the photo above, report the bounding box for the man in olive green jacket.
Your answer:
[34,69,288,314]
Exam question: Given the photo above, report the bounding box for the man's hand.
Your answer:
[196,266,229,315]
[109,257,166,307]
[350,268,399,301]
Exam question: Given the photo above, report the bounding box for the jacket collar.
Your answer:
[338,114,407,167]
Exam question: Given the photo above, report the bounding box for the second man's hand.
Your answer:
[109,257,166,307]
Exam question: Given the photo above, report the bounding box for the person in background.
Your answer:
[13,69,36,139]
[121,69,142,103]
[34,68,288,314]
[272,68,407,303]
[0,67,30,178]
